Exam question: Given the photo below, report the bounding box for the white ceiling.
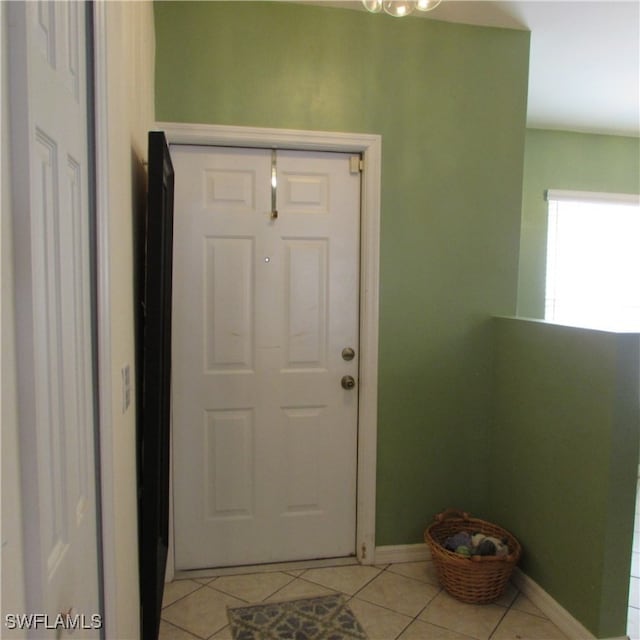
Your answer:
[300,1,640,137]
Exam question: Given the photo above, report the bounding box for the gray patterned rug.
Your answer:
[227,593,368,640]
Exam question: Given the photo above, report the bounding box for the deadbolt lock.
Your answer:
[342,347,355,361]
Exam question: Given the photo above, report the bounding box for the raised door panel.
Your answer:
[205,410,255,519]
[279,171,329,215]
[281,407,325,515]
[204,168,257,213]
[32,129,69,579]
[204,237,255,372]
[283,240,328,369]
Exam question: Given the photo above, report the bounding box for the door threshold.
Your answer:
[174,556,359,581]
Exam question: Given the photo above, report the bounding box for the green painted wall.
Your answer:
[517,129,640,319]
[154,2,530,545]
[490,317,639,637]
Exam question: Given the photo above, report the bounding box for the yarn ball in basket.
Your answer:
[443,531,472,552]
[470,533,509,557]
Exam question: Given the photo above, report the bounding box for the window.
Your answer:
[545,190,640,331]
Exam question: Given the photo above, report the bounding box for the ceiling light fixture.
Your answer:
[362,0,442,17]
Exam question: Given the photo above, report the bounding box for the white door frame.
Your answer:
[160,121,381,575]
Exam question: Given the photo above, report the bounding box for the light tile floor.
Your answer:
[160,481,640,640]
[159,561,571,640]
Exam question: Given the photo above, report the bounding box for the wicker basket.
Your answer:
[424,509,522,604]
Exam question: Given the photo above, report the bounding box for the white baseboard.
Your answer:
[512,568,629,640]
[374,543,432,565]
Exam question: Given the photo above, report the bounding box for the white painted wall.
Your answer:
[99,2,156,638]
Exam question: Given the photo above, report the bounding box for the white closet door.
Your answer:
[8,1,101,632]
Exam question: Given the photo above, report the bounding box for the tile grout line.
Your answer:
[324,565,417,640]
[206,623,229,640]
[162,583,208,611]
[281,565,387,601]
[161,582,234,640]
[400,572,519,640]
[345,565,388,597]
[487,602,512,640]
[204,571,298,605]
[402,589,444,640]
[265,573,341,601]
[161,616,208,640]
[351,563,444,639]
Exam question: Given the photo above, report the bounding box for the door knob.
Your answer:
[341,375,356,390]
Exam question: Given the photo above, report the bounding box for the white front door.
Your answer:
[8,1,101,634]
[172,146,361,569]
